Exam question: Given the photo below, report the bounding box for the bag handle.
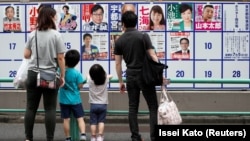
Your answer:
[161,85,173,102]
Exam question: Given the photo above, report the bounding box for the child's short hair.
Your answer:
[89,64,106,85]
[65,49,80,68]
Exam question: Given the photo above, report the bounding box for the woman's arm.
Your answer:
[24,48,31,59]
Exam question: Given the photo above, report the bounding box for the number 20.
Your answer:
[176,70,184,77]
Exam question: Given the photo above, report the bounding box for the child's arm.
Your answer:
[107,74,113,80]
[78,83,84,89]
[78,75,87,89]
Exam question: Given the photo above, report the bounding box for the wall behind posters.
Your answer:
[0,1,249,90]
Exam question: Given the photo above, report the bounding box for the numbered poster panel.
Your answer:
[110,32,122,60]
[109,60,127,88]
[0,4,25,32]
[0,60,20,88]
[167,32,193,60]
[166,3,194,31]
[223,32,249,59]
[0,33,26,60]
[81,3,109,31]
[194,61,222,88]
[223,61,249,88]
[61,32,81,52]
[81,32,108,60]
[54,4,81,31]
[223,3,250,31]
[194,3,222,31]
[166,60,194,88]
[195,32,221,59]
[148,32,166,59]
[137,3,166,31]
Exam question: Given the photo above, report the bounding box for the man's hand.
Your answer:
[163,78,170,85]
[119,83,126,94]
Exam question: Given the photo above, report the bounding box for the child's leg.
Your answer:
[97,122,104,135]
[60,103,72,140]
[63,118,71,137]
[90,104,99,140]
[71,103,86,140]
[77,117,86,134]
[90,124,97,136]
[96,104,107,141]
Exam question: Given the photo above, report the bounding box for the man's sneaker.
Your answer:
[80,134,87,141]
[96,135,104,141]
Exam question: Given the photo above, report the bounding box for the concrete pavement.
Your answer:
[1,113,250,141]
[0,123,150,141]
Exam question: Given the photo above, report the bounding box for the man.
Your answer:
[174,37,190,59]
[114,11,159,141]
[175,37,190,54]
[81,33,99,60]
[3,6,21,32]
[83,4,108,31]
[202,5,214,22]
[121,4,136,31]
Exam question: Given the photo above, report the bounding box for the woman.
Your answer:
[148,5,165,31]
[172,4,193,31]
[23,7,66,141]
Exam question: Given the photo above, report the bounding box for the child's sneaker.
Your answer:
[91,136,96,141]
[80,134,87,141]
[96,135,104,141]
[65,137,72,141]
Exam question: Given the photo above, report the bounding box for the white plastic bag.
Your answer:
[13,59,29,89]
[158,86,182,125]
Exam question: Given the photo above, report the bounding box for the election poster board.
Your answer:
[0,1,249,90]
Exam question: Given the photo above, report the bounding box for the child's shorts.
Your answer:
[89,103,107,125]
[60,103,85,119]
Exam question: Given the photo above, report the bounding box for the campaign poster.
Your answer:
[138,3,166,31]
[167,3,193,31]
[148,32,166,59]
[81,32,109,60]
[0,5,25,32]
[223,32,249,59]
[168,32,192,60]
[109,3,122,31]
[194,3,222,31]
[82,3,109,31]
[26,4,39,32]
[223,3,250,31]
[54,4,80,31]
[110,32,122,60]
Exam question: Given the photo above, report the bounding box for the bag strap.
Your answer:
[161,85,173,102]
[142,32,149,55]
[35,30,39,69]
